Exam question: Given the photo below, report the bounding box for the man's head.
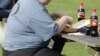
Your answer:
[38,0,51,5]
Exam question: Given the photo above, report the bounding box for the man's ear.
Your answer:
[38,0,50,5]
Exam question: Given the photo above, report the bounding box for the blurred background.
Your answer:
[0,0,100,56]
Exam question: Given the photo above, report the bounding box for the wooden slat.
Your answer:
[62,34,100,47]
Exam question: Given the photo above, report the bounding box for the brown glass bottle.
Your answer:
[78,2,85,21]
[89,9,98,37]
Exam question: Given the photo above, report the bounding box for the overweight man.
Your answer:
[2,0,73,56]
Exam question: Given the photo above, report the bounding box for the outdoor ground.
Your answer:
[0,0,100,56]
[0,45,2,56]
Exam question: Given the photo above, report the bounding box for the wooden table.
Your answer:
[52,33,100,56]
[62,33,100,47]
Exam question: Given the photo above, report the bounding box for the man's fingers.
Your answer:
[62,16,73,25]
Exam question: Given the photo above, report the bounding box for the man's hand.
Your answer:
[62,24,78,33]
[65,16,73,25]
[50,12,68,20]
[55,16,74,34]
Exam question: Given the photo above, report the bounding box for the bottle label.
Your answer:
[78,12,85,19]
[90,19,98,26]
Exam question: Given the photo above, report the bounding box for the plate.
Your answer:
[72,20,90,29]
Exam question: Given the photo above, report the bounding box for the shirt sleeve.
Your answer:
[29,9,58,41]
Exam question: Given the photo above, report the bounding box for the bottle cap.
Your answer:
[92,9,96,12]
[80,2,83,6]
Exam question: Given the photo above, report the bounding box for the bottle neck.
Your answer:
[80,5,83,9]
[92,12,96,16]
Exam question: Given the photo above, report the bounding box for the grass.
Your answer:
[0,45,2,56]
[0,0,100,56]
[47,0,100,22]
[62,42,91,56]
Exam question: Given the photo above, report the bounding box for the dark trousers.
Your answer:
[0,9,9,21]
[3,47,61,56]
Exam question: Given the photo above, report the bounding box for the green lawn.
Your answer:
[62,42,91,56]
[47,0,100,22]
[0,0,100,56]
[0,45,2,56]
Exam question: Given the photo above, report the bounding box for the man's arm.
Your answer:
[55,16,73,34]
[49,11,74,34]
[50,12,68,20]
